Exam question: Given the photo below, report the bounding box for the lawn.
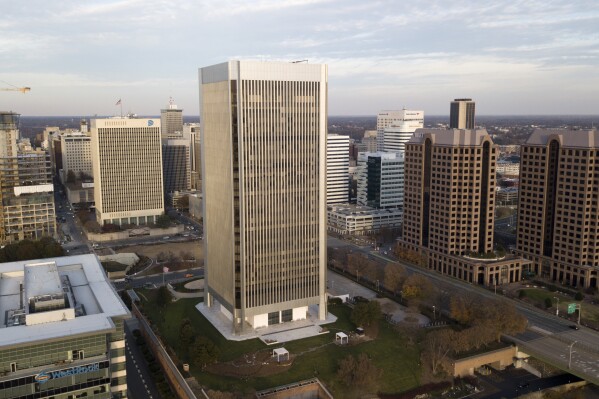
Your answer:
[138,290,421,397]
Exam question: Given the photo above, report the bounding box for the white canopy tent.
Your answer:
[335,332,348,344]
[272,347,289,362]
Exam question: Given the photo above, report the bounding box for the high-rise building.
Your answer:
[376,109,423,152]
[160,100,183,139]
[0,112,56,244]
[362,130,378,153]
[357,152,404,210]
[91,117,164,226]
[382,110,424,153]
[327,134,349,204]
[199,60,328,333]
[185,123,202,190]
[517,129,599,288]
[162,138,191,197]
[399,129,529,286]
[60,132,92,183]
[449,98,475,129]
[0,254,131,398]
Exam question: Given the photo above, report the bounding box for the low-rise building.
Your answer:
[327,204,403,235]
[0,254,131,398]
[496,160,520,177]
[496,187,519,205]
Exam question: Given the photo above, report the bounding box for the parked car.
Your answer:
[185,273,194,278]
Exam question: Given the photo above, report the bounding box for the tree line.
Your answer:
[0,237,64,263]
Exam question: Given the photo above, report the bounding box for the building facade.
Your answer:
[60,132,92,182]
[399,129,529,286]
[327,134,349,204]
[449,98,475,129]
[357,152,404,210]
[376,109,423,152]
[91,118,164,226]
[200,60,327,333]
[517,129,599,288]
[186,123,202,190]
[0,112,56,244]
[160,102,183,139]
[327,204,403,235]
[0,254,131,398]
[162,138,191,198]
[382,110,424,153]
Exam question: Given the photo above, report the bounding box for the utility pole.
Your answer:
[554,296,560,316]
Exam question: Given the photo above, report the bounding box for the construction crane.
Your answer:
[1,81,30,93]
[0,87,30,93]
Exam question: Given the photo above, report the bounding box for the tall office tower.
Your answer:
[327,134,350,204]
[376,109,424,152]
[383,110,424,153]
[362,130,378,153]
[160,100,184,139]
[162,138,191,197]
[60,132,92,182]
[91,117,164,226]
[200,60,328,333]
[0,112,19,158]
[449,98,475,129]
[517,129,599,288]
[0,112,56,244]
[80,119,89,133]
[399,129,529,286]
[356,152,404,209]
[185,123,202,190]
[0,254,131,398]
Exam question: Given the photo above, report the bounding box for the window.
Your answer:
[282,309,293,322]
[73,350,85,360]
[10,362,17,373]
[268,312,280,325]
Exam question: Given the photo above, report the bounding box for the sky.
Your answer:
[1,0,599,116]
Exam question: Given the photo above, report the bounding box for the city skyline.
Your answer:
[2,0,599,116]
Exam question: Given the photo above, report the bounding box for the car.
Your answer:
[569,324,580,330]
[517,382,530,389]
[185,273,194,278]
[163,236,170,240]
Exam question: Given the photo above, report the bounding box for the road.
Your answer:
[327,235,599,384]
[125,319,162,399]
[113,267,204,291]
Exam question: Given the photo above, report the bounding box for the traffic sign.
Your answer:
[567,303,577,314]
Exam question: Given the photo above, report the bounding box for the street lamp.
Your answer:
[432,305,436,321]
[568,341,578,369]
[554,297,560,316]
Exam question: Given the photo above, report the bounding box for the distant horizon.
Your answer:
[14,114,599,118]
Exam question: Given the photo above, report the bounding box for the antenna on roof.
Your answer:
[291,60,308,63]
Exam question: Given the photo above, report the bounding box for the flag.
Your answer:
[163,266,169,273]
[115,99,121,106]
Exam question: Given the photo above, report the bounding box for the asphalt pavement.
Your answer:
[125,319,162,399]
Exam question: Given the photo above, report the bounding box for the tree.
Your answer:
[84,220,102,233]
[402,274,433,300]
[449,295,476,325]
[179,319,195,346]
[337,353,381,392]
[348,253,368,281]
[384,262,404,294]
[190,336,219,369]
[351,301,382,327]
[421,329,455,375]
[156,286,171,307]
[155,214,171,229]
[66,170,76,183]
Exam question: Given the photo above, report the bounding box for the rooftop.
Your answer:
[525,129,599,148]
[328,204,403,217]
[0,254,130,348]
[410,128,491,146]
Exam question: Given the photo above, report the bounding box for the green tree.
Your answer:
[190,336,219,369]
[351,301,382,327]
[155,214,171,229]
[337,353,381,392]
[179,319,195,346]
[156,286,171,307]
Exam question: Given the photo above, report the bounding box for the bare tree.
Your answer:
[383,262,404,294]
[421,329,455,375]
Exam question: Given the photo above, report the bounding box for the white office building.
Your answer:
[357,152,404,210]
[382,110,424,153]
[60,132,92,182]
[0,254,131,398]
[91,117,164,226]
[376,109,424,152]
[327,134,349,204]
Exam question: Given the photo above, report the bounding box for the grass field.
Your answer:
[519,288,599,322]
[139,290,421,397]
